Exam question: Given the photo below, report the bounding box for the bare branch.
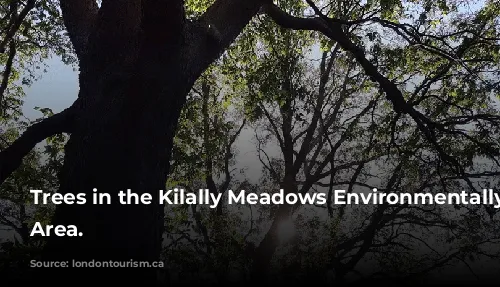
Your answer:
[219,119,246,193]
[199,0,263,52]
[265,2,473,180]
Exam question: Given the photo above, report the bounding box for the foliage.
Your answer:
[1,0,500,284]
[0,0,75,121]
[0,116,67,271]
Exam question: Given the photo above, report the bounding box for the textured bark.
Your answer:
[42,72,183,283]
[37,10,191,281]
[4,0,265,283]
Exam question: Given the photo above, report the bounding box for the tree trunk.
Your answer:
[251,175,296,282]
[0,0,264,283]
[251,204,292,282]
[35,39,193,283]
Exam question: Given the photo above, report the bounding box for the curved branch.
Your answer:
[265,3,469,178]
[0,107,76,184]
[265,3,407,111]
[199,0,264,53]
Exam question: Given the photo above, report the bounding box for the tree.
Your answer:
[0,0,263,282]
[0,114,65,279]
[236,1,500,283]
[0,0,499,283]
[155,0,500,282]
[0,0,75,120]
[165,69,250,284]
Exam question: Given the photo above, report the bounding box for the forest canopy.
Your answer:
[0,0,499,284]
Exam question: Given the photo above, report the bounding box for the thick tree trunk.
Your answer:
[35,40,193,282]
[1,0,263,283]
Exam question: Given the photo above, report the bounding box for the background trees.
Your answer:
[0,0,499,284]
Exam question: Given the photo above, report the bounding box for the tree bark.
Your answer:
[35,33,193,282]
[5,0,264,283]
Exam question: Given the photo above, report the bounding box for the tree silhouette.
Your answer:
[0,0,499,284]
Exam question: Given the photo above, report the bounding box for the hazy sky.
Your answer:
[22,57,78,120]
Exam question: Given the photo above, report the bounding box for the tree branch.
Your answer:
[0,107,76,184]
[0,40,16,114]
[0,0,36,53]
[199,0,264,52]
[0,213,21,236]
[219,119,246,194]
[186,0,265,78]
[265,2,466,178]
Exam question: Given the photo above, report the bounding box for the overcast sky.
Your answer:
[22,57,78,120]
